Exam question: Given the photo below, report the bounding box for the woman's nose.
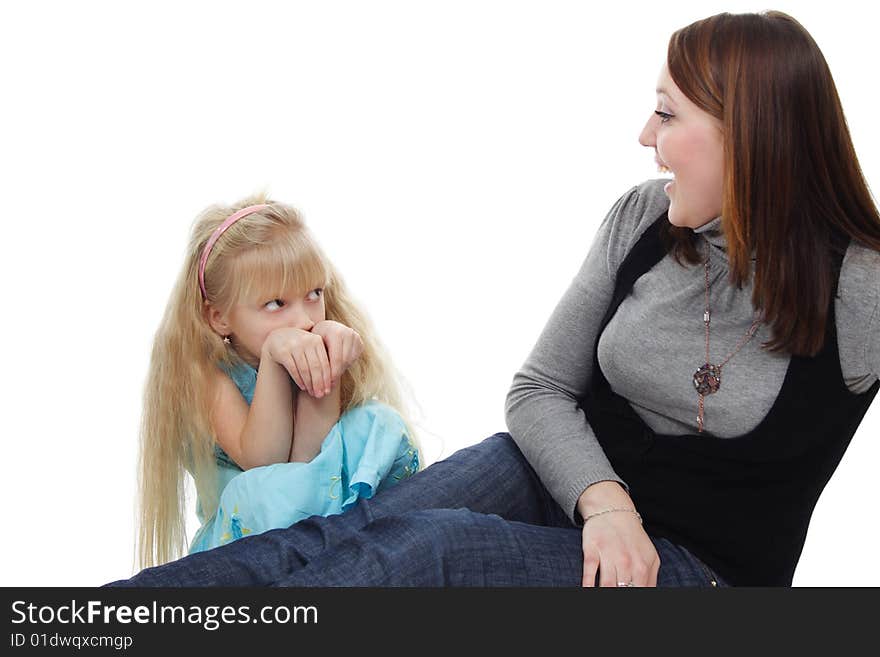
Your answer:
[638,117,655,148]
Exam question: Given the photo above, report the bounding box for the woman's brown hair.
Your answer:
[660,10,880,356]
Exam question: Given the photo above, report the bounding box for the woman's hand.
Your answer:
[261,327,332,398]
[310,320,364,387]
[577,481,660,587]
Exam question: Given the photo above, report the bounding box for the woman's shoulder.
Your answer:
[598,178,671,277]
[838,239,880,339]
[841,239,880,298]
[630,178,673,239]
[633,177,674,213]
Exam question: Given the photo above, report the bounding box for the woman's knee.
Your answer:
[453,431,531,475]
[371,508,508,583]
[372,506,488,533]
[366,507,499,555]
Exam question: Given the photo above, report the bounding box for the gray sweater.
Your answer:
[504,178,880,523]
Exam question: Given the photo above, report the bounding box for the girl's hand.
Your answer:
[261,327,332,398]
[580,510,660,587]
[310,320,364,387]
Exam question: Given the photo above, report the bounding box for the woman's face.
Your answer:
[639,63,724,229]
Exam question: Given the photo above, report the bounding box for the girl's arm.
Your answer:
[287,319,363,462]
[209,350,295,470]
[289,383,341,462]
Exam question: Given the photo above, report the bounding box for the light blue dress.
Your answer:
[189,360,419,554]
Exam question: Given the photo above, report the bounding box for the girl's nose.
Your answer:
[288,308,314,332]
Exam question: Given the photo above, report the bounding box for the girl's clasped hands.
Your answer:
[261,320,364,399]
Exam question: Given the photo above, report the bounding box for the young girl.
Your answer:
[137,194,420,569]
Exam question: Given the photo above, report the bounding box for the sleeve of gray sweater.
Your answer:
[503,182,668,524]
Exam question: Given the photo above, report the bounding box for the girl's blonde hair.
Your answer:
[136,192,419,570]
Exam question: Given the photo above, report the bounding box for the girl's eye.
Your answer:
[655,110,673,124]
[264,289,321,310]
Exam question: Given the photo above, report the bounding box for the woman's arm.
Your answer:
[838,240,880,392]
[870,302,880,385]
[504,182,664,523]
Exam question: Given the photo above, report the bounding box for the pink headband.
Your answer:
[198,204,270,300]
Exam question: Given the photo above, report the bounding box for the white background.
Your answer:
[1,0,877,587]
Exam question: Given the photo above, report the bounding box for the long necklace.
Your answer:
[693,242,764,433]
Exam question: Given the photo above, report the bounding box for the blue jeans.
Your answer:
[104,433,728,587]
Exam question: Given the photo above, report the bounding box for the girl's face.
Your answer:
[638,62,725,229]
[208,284,327,368]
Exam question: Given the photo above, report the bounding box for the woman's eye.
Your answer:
[655,110,673,123]
[307,288,323,301]
[265,299,284,311]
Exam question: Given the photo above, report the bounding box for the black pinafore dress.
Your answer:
[580,212,879,586]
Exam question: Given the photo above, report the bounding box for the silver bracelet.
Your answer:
[583,507,642,525]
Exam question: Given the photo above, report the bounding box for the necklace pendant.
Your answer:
[693,363,721,395]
